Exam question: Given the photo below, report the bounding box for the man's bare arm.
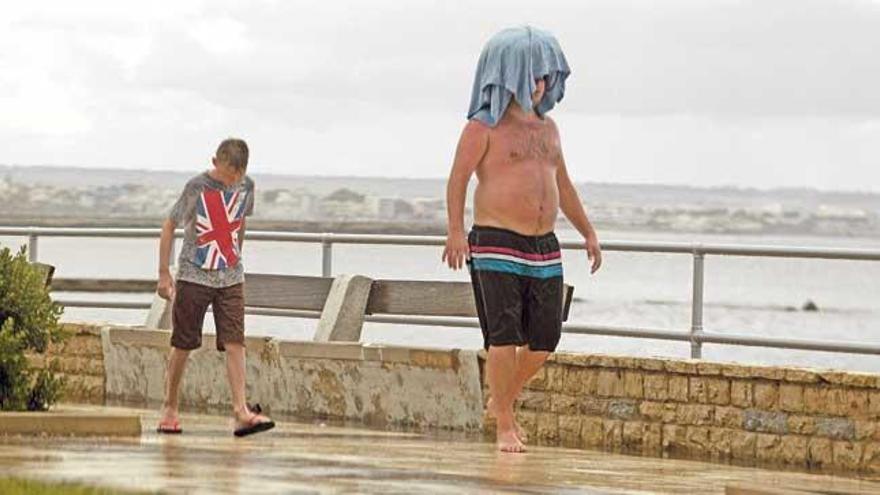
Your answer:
[443,120,489,270]
[557,161,593,236]
[552,122,602,273]
[157,218,177,300]
[557,162,602,273]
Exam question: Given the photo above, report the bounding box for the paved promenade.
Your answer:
[1,405,879,494]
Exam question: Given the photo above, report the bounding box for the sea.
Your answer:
[2,227,878,373]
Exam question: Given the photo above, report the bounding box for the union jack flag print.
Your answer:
[194,188,247,270]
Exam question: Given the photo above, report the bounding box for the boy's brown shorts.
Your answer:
[171,280,245,351]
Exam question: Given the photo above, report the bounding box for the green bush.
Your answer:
[0,246,64,411]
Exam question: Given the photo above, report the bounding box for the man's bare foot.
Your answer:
[487,397,527,442]
[497,427,526,453]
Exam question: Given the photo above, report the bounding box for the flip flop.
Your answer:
[233,404,275,437]
[157,419,182,434]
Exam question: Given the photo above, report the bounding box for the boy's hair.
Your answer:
[216,138,249,172]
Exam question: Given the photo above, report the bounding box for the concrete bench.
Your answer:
[146,273,574,342]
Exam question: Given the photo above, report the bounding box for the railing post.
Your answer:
[27,232,38,262]
[690,250,705,359]
[321,234,333,277]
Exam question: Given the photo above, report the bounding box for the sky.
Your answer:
[1,0,879,191]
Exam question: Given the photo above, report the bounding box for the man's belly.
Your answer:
[473,181,559,236]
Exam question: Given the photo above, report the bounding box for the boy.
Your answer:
[443,27,602,453]
[155,138,274,437]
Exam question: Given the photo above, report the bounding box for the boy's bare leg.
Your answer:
[487,347,549,441]
[225,343,249,421]
[160,347,190,424]
[487,345,525,453]
[224,343,270,427]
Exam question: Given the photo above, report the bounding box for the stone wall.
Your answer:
[98,325,484,429]
[480,353,880,474]
[28,322,106,404]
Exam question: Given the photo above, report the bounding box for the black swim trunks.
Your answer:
[467,225,564,352]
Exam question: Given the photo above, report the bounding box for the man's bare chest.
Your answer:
[490,128,560,165]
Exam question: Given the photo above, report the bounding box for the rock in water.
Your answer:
[802,300,819,312]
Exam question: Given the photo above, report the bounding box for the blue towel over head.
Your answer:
[467,26,571,127]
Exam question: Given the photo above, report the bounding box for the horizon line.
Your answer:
[2,163,879,197]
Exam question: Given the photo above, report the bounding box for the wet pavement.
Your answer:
[1,405,880,494]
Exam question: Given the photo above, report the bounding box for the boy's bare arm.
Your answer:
[157,218,176,300]
[554,131,603,274]
[443,120,489,270]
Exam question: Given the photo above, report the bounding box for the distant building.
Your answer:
[259,188,318,220]
[413,198,445,221]
[371,197,416,220]
[319,188,370,220]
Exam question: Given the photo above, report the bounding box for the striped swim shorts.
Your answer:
[467,225,564,352]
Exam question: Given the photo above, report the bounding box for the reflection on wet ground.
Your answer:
[1,405,879,494]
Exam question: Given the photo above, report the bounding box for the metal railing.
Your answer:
[3,226,880,359]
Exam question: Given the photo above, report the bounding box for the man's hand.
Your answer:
[157,270,175,301]
[442,232,470,270]
[586,231,602,274]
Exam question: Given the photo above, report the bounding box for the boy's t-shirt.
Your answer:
[168,172,255,288]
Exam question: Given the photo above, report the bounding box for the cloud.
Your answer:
[0,0,879,189]
[6,0,880,121]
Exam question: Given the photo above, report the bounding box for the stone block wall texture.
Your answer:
[27,322,106,404]
[479,352,880,474]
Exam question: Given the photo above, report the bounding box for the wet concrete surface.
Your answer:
[1,405,879,494]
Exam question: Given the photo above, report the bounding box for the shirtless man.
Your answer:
[443,27,602,453]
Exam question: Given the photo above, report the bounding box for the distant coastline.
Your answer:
[2,165,879,239]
